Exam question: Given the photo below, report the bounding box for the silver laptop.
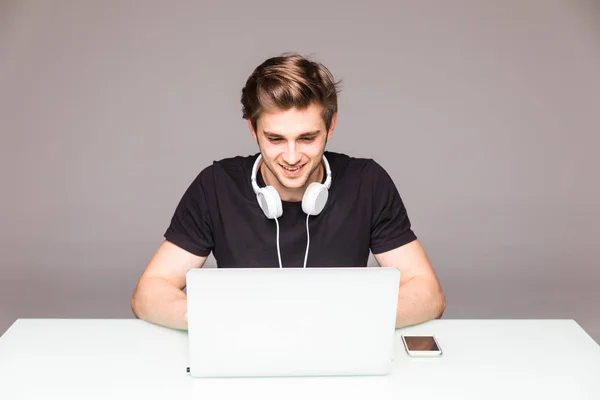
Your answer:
[185,267,400,378]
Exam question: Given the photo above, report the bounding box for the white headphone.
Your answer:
[250,154,332,219]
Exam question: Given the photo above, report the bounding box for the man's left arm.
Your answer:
[374,239,446,328]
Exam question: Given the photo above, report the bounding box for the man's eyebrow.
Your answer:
[263,130,321,137]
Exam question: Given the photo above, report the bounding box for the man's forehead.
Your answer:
[258,107,325,137]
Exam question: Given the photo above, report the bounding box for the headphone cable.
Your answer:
[274,217,283,268]
[303,214,310,268]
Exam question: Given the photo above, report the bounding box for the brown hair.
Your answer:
[241,53,342,133]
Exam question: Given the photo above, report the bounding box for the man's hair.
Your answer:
[241,53,342,133]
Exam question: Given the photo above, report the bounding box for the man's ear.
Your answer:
[247,119,258,141]
[327,113,337,141]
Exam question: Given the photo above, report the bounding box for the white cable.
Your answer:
[274,217,283,268]
[303,214,310,268]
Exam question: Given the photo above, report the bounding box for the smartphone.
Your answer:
[401,335,443,357]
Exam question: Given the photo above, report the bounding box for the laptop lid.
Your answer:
[186,267,400,378]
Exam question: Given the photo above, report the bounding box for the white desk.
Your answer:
[0,319,599,399]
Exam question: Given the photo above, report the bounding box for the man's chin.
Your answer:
[275,175,308,191]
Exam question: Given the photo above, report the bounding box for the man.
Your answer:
[131,53,445,330]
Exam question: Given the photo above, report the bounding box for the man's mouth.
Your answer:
[280,163,306,175]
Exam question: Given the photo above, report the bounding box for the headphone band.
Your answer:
[251,154,262,193]
[322,154,332,189]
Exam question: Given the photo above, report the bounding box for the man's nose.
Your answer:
[283,141,301,165]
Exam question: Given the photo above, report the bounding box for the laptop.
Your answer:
[185,267,400,378]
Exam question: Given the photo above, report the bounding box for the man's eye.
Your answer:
[269,137,283,143]
[301,137,316,142]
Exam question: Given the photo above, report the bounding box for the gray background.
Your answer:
[1,0,599,341]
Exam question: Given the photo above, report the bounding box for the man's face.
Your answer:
[249,103,336,201]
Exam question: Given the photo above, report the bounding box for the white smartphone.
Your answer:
[401,335,443,357]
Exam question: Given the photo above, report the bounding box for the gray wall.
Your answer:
[1,1,599,341]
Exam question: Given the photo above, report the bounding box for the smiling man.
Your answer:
[131,53,446,330]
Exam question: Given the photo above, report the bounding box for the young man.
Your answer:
[131,53,445,330]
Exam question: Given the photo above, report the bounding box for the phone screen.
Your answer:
[403,336,440,351]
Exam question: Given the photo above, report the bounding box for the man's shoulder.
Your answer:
[326,150,369,169]
[325,151,386,180]
[211,153,257,174]
[195,153,257,177]
[184,154,257,194]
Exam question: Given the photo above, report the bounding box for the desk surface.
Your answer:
[1,319,599,400]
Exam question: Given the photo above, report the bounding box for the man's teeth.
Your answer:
[283,165,302,171]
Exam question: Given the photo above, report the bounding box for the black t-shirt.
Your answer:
[164,151,417,268]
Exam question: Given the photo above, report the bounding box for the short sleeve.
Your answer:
[164,167,214,257]
[368,160,417,254]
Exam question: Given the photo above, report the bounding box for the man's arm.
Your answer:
[374,239,445,329]
[131,240,207,330]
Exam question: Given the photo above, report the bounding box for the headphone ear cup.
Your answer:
[257,186,283,219]
[302,182,329,216]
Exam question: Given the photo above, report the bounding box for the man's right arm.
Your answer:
[131,240,207,330]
